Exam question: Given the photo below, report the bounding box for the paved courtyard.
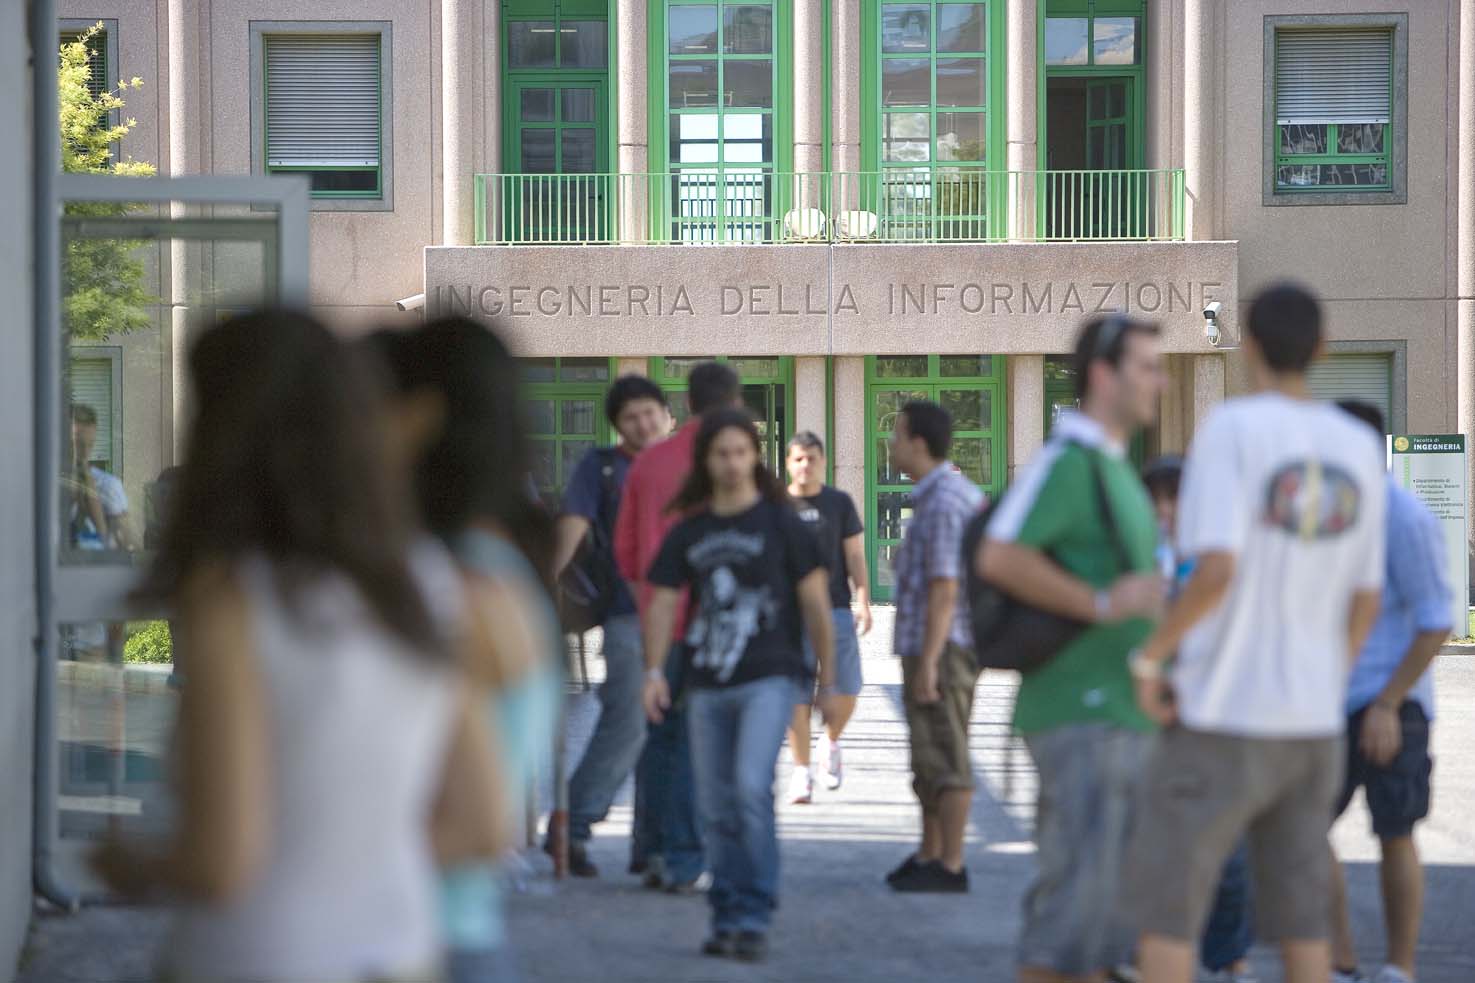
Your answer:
[17,609,1475,982]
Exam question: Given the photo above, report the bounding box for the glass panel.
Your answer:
[671,113,720,163]
[561,130,596,173]
[936,58,985,107]
[561,399,597,435]
[876,543,902,591]
[936,112,986,161]
[529,441,556,490]
[523,398,556,434]
[876,437,914,484]
[520,88,555,122]
[661,356,716,378]
[559,357,610,383]
[1044,17,1088,66]
[1337,123,1385,154]
[670,61,719,107]
[938,4,986,52]
[882,59,931,106]
[520,357,557,382]
[725,60,773,108]
[560,21,608,68]
[305,170,378,194]
[1093,17,1137,65]
[873,356,928,379]
[669,5,719,53]
[728,357,781,378]
[1089,84,1109,120]
[882,4,931,52]
[873,389,930,433]
[562,89,596,123]
[1277,164,1389,188]
[520,129,556,173]
[509,21,557,67]
[939,389,986,430]
[1107,84,1126,118]
[883,112,930,161]
[952,437,990,484]
[723,113,772,163]
[875,491,914,541]
[1279,124,1328,155]
[724,5,773,54]
[938,355,991,377]
[562,439,595,477]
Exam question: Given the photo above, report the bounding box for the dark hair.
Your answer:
[605,375,668,426]
[1337,399,1386,436]
[135,310,442,655]
[899,400,952,461]
[687,361,741,415]
[788,430,825,455]
[394,318,556,589]
[1073,315,1162,400]
[71,403,97,425]
[1248,282,1322,373]
[1142,455,1184,501]
[667,408,789,514]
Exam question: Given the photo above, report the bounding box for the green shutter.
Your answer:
[265,35,381,168]
[1306,353,1392,428]
[70,357,115,468]
[61,30,109,101]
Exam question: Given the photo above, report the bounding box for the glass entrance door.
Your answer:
[650,356,793,472]
[507,78,609,242]
[1044,75,1139,237]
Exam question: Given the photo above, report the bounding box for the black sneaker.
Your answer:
[734,931,768,962]
[885,854,922,886]
[542,840,599,878]
[701,932,737,958]
[890,860,969,893]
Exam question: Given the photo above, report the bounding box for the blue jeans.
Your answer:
[1199,842,1254,972]
[687,675,796,935]
[567,614,646,845]
[633,645,703,883]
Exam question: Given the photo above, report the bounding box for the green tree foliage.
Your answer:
[60,24,158,341]
[123,620,173,664]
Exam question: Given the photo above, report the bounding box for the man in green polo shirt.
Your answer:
[976,315,1167,983]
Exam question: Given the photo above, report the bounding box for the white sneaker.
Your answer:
[820,736,843,790]
[1373,967,1414,983]
[1331,969,1367,983]
[787,766,812,804]
[1199,969,1258,983]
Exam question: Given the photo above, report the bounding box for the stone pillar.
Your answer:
[615,357,648,378]
[1182,0,1216,241]
[442,0,480,245]
[1459,0,1475,561]
[832,356,866,518]
[168,0,202,459]
[1146,0,1175,170]
[1006,0,1038,240]
[1189,353,1225,435]
[794,356,828,447]
[792,0,825,222]
[831,0,862,177]
[1008,356,1045,481]
[1157,355,1189,453]
[617,0,650,241]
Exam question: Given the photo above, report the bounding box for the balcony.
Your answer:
[472,169,1185,246]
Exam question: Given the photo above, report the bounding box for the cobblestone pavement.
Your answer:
[17,609,1475,982]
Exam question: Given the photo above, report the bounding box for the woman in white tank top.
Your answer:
[92,311,509,983]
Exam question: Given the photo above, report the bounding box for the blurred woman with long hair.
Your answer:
[95,310,509,982]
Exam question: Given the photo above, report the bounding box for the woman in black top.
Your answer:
[641,409,838,962]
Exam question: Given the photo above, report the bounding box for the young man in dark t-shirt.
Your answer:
[783,431,871,803]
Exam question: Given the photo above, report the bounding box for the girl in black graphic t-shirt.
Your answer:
[642,409,838,962]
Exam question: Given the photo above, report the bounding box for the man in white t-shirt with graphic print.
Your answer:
[1124,282,1387,983]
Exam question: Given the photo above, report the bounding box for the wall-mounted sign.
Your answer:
[1390,434,1469,630]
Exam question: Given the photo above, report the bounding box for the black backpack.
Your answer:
[557,448,623,634]
[961,445,1128,674]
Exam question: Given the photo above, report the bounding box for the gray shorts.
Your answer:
[801,607,865,697]
[1019,724,1152,976]
[1125,727,1342,944]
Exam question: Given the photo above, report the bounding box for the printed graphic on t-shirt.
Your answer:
[1262,460,1362,539]
[685,530,779,683]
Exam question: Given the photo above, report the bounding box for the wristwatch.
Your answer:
[645,667,665,684]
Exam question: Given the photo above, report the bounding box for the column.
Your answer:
[442,0,480,246]
[832,356,866,519]
[1182,0,1216,240]
[1157,354,1189,453]
[793,0,825,218]
[1459,0,1475,547]
[831,0,861,177]
[1189,353,1225,435]
[1008,356,1044,481]
[1005,0,1038,240]
[617,0,650,241]
[1145,0,1176,170]
[794,356,828,447]
[168,0,201,459]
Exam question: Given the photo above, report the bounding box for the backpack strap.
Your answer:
[1079,443,1134,576]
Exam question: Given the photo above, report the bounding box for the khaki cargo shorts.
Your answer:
[1125,726,1343,944]
[901,642,980,805]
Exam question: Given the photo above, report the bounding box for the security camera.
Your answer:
[1203,301,1223,347]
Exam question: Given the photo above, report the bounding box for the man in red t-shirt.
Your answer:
[613,361,741,891]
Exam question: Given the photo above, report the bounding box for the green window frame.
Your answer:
[503,0,611,72]
[647,356,795,470]
[262,32,385,199]
[653,0,793,242]
[521,357,618,507]
[1043,0,1142,70]
[1271,29,1391,194]
[863,354,1006,601]
[1043,355,1144,465]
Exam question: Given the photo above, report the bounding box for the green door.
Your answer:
[520,357,615,508]
[649,356,794,473]
[507,78,609,242]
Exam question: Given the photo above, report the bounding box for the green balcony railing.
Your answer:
[472,169,1186,246]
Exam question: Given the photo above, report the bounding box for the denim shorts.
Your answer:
[801,607,864,697]
[1335,701,1432,839]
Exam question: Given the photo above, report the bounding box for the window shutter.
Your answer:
[265,35,381,168]
[62,31,109,101]
[70,358,115,468]
[1275,29,1392,125]
[1307,353,1392,428]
